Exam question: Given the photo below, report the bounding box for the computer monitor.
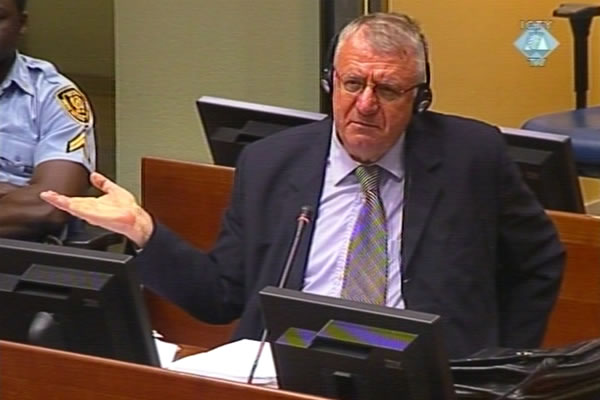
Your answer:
[500,127,585,213]
[197,96,327,166]
[260,286,456,400]
[0,238,159,366]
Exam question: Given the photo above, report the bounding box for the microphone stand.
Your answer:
[247,206,313,385]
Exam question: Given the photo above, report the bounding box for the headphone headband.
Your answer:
[321,29,432,114]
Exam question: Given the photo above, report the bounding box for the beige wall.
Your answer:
[115,1,600,196]
[114,0,319,194]
[20,0,116,179]
[390,0,600,127]
[22,0,114,78]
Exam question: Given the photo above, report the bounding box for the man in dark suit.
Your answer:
[41,12,564,359]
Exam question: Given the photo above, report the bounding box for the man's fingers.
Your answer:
[40,191,72,212]
[41,192,99,222]
[90,172,113,193]
[91,172,134,199]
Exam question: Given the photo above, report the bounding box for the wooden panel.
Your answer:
[139,157,600,350]
[543,211,600,347]
[0,340,326,400]
[141,156,234,250]
[141,156,237,349]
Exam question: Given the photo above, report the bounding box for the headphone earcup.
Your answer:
[413,85,432,114]
[321,32,339,96]
[320,66,333,95]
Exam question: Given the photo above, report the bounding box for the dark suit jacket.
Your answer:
[137,111,564,359]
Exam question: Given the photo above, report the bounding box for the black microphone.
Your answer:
[493,357,558,400]
[247,205,314,384]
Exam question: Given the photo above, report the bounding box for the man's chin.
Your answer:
[344,140,382,163]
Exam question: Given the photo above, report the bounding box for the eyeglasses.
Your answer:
[335,71,423,103]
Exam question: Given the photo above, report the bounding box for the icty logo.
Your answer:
[514,21,559,66]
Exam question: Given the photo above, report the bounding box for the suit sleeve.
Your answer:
[495,143,565,348]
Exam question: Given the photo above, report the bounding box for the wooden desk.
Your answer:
[543,211,600,347]
[0,340,326,400]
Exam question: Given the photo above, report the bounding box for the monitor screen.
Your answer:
[500,127,585,213]
[0,238,159,366]
[197,96,327,167]
[259,286,456,400]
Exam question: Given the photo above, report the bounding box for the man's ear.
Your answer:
[18,11,28,36]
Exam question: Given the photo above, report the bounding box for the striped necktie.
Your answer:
[341,165,388,305]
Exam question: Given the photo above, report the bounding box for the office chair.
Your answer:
[44,217,126,252]
[522,4,600,177]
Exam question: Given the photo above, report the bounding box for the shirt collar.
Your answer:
[328,123,405,186]
[1,52,34,95]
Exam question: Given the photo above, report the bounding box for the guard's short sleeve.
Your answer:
[34,85,96,172]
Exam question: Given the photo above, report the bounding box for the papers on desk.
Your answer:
[167,339,278,387]
[153,331,181,368]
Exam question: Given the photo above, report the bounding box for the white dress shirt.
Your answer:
[303,126,406,308]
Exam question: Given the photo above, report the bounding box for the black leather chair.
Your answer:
[45,217,125,252]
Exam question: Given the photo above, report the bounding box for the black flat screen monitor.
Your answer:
[500,127,585,213]
[260,286,456,400]
[197,96,327,167]
[0,238,159,366]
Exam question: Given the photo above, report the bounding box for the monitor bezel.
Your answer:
[196,96,327,167]
[500,126,585,213]
[259,286,455,399]
[0,238,159,366]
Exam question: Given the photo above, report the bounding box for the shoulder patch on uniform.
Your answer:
[56,87,91,124]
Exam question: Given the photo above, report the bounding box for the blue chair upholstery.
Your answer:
[522,106,600,176]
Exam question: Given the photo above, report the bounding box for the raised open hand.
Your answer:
[41,172,154,247]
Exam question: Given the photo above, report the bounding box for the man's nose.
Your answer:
[355,86,380,114]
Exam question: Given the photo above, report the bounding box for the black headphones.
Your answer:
[320,31,433,114]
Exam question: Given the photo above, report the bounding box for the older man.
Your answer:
[42,12,563,359]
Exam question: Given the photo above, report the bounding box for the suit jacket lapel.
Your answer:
[267,115,442,286]
[402,114,443,273]
[277,119,332,290]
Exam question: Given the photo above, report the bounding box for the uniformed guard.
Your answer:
[0,53,96,186]
[0,0,95,240]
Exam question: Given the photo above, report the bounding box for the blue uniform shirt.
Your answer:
[0,53,96,186]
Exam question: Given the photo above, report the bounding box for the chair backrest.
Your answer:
[140,156,236,349]
[544,210,600,347]
[141,157,234,250]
